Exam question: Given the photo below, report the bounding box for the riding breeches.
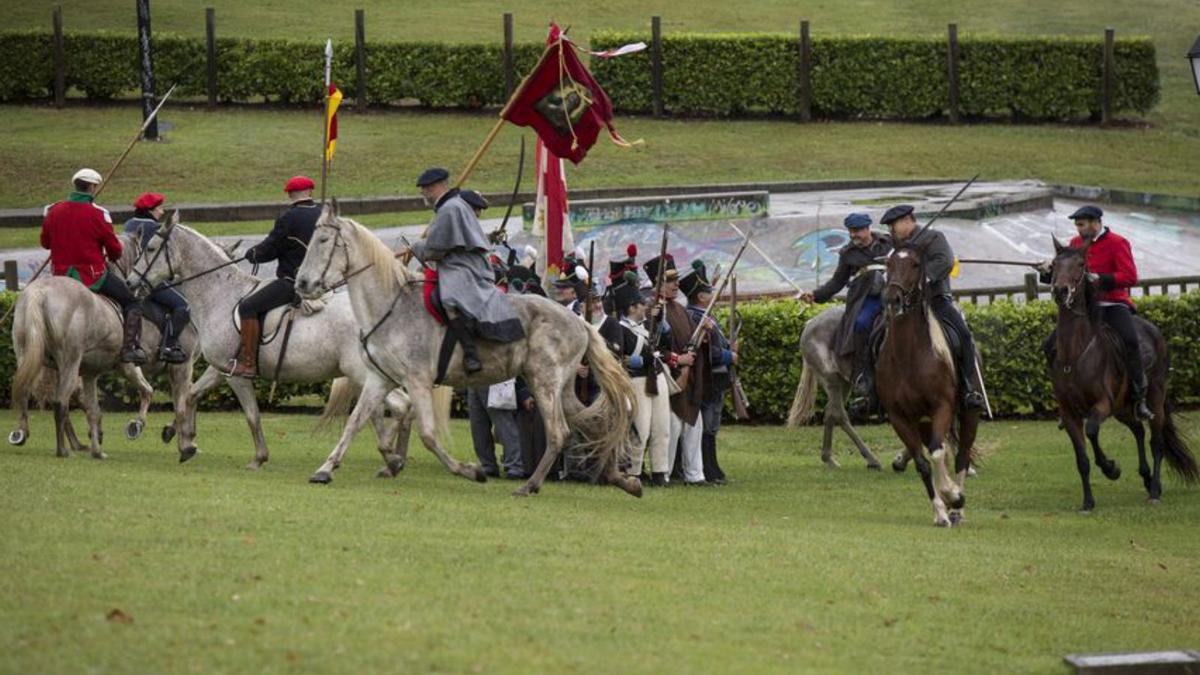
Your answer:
[93,271,140,316]
[1100,304,1140,356]
[854,295,883,334]
[149,284,190,337]
[238,278,296,319]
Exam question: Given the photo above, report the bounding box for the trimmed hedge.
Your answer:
[5,289,1196,420]
[0,30,1158,120]
[590,31,1159,119]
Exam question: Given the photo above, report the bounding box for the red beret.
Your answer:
[284,175,315,193]
[133,192,165,211]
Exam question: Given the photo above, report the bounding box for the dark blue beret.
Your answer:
[843,212,872,229]
[415,167,450,187]
[1068,205,1104,220]
[880,204,915,225]
[460,189,488,210]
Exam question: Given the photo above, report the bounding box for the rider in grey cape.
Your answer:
[408,168,525,375]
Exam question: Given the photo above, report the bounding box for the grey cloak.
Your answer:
[811,233,893,356]
[411,191,525,343]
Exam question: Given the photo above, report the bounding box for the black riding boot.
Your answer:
[958,350,986,411]
[448,316,483,375]
[1124,351,1154,421]
[849,335,879,417]
[158,312,189,364]
[120,307,148,365]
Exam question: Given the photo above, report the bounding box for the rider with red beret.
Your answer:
[228,175,320,378]
[123,192,190,363]
[41,168,147,364]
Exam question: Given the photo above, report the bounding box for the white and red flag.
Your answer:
[532,137,575,278]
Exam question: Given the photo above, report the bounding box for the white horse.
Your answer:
[130,216,431,478]
[292,207,641,497]
[786,305,883,469]
[9,232,198,459]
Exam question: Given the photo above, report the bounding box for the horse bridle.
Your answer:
[1051,253,1090,318]
[885,249,926,316]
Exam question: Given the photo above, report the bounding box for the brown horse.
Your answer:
[1048,239,1197,511]
[877,243,979,527]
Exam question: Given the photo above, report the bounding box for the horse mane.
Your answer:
[926,308,956,374]
[115,231,141,275]
[342,217,412,291]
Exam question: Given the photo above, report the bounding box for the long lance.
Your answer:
[488,136,526,246]
[957,258,1040,268]
[2,83,178,324]
[727,214,803,296]
[910,173,980,244]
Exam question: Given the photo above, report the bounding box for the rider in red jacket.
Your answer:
[40,169,147,364]
[1039,205,1151,420]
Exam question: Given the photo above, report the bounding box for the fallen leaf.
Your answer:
[106,608,133,624]
[1157,562,1168,571]
[883,617,898,627]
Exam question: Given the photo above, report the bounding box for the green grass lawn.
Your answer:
[1,411,1198,673]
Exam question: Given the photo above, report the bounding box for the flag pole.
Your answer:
[453,41,557,188]
[319,39,332,205]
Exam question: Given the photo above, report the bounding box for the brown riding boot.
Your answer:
[120,308,148,365]
[229,317,260,378]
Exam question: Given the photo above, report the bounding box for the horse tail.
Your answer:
[570,324,636,474]
[315,377,359,431]
[786,360,818,428]
[1160,404,1199,484]
[11,287,48,409]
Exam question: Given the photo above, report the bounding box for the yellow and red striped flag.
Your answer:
[325,83,342,163]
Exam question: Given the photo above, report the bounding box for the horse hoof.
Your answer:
[8,430,26,446]
[622,477,643,498]
[245,461,264,471]
[1102,461,1121,481]
[949,494,966,510]
[866,461,882,471]
[949,510,964,527]
[472,466,488,483]
[179,446,198,463]
[1148,497,1161,506]
[309,471,333,485]
[966,466,978,478]
[375,466,395,478]
[511,486,532,497]
[161,425,176,444]
[387,459,405,475]
[892,459,907,473]
[934,517,951,528]
[821,456,841,469]
[92,451,108,460]
[125,420,144,440]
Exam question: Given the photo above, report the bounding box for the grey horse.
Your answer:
[9,232,198,459]
[130,216,428,477]
[786,305,883,470]
[292,207,641,497]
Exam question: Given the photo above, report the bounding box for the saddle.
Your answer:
[232,303,293,345]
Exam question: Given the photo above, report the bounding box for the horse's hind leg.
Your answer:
[226,376,270,470]
[1085,409,1121,482]
[828,390,879,469]
[1147,419,1166,503]
[1062,414,1095,512]
[51,356,82,458]
[80,377,107,459]
[515,380,571,497]
[819,406,839,468]
[118,363,153,440]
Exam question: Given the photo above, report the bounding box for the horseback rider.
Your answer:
[41,168,147,364]
[123,192,190,364]
[228,175,320,378]
[1037,205,1153,421]
[880,204,986,410]
[407,167,526,375]
[799,212,892,411]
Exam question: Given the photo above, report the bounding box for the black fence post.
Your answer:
[1102,27,1115,126]
[135,0,158,140]
[503,13,514,98]
[1024,272,1039,301]
[205,7,217,109]
[798,20,812,122]
[52,6,65,108]
[947,23,960,124]
[651,16,663,117]
[355,9,367,111]
[4,261,18,292]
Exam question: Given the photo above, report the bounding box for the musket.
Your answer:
[576,240,596,403]
[2,84,178,324]
[728,273,751,421]
[675,229,752,392]
[643,224,670,396]
[488,136,526,246]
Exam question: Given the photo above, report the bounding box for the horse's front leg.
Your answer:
[1086,408,1121,482]
[372,388,411,478]
[168,364,222,460]
[310,375,390,484]
[168,361,197,462]
[928,404,963,512]
[1122,418,1152,496]
[891,415,948,527]
[225,376,270,470]
[1062,414,1095,512]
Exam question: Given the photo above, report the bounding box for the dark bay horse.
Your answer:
[1048,239,1197,511]
[876,244,979,527]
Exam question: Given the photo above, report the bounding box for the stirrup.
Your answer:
[226,358,257,379]
[158,344,188,364]
[121,346,148,365]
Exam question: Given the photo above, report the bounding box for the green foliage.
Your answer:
[590,31,1159,119]
[715,291,1199,423]
[0,30,1158,119]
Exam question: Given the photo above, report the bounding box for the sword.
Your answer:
[727,215,804,295]
[973,353,993,420]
